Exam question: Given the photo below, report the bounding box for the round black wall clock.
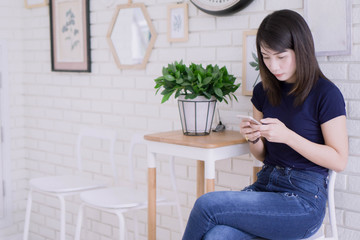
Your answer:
[190,0,254,16]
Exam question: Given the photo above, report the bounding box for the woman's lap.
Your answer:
[182,165,328,240]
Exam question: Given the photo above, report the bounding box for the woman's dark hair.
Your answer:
[256,9,326,106]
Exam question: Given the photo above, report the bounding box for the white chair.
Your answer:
[74,133,184,240]
[304,170,338,240]
[23,127,117,240]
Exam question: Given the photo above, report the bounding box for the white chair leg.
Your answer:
[23,189,33,240]
[328,171,338,240]
[175,201,184,232]
[74,204,85,240]
[116,212,126,240]
[169,156,184,232]
[133,211,139,240]
[57,195,66,240]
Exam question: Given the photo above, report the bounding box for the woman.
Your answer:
[182,9,348,240]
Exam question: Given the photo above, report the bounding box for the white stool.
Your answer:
[74,133,183,240]
[23,127,117,240]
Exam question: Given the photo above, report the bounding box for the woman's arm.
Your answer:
[258,115,348,172]
[239,106,266,161]
[288,115,348,172]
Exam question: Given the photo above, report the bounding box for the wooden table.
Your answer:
[144,130,249,240]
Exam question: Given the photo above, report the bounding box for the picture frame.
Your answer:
[106,3,157,69]
[242,30,260,96]
[25,0,48,8]
[49,0,91,72]
[304,0,351,56]
[167,3,188,42]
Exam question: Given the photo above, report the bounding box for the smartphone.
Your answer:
[236,115,261,125]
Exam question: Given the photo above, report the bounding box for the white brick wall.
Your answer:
[0,0,360,239]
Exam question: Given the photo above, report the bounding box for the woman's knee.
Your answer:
[203,225,254,240]
[203,226,226,240]
[193,192,219,212]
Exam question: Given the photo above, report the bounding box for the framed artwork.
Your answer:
[304,0,351,56]
[242,30,260,96]
[49,0,91,72]
[25,0,48,8]
[167,3,188,42]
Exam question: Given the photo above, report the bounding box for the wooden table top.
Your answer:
[144,130,246,149]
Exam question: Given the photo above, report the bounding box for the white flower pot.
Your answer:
[177,95,217,136]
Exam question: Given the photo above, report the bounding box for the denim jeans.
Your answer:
[182,165,328,240]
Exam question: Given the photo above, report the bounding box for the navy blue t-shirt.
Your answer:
[251,77,346,175]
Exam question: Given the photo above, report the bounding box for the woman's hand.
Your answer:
[256,118,293,144]
[239,119,261,142]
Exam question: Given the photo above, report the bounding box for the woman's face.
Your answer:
[260,46,297,83]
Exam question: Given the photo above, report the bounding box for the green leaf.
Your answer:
[252,52,258,62]
[164,74,175,81]
[154,76,164,82]
[161,92,173,103]
[192,85,199,93]
[175,71,180,79]
[197,73,202,83]
[214,94,222,102]
[161,88,174,95]
[162,67,168,76]
[203,91,212,99]
[215,82,224,89]
[176,78,184,84]
[185,93,198,99]
[203,77,212,85]
[214,87,223,98]
[154,83,162,89]
[169,63,176,73]
[249,61,258,67]
[175,90,181,98]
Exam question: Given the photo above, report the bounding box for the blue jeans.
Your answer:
[182,165,328,240]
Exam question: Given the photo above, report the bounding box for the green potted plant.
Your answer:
[154,60,240,136]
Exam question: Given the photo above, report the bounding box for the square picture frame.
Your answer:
[167,3,188,42]
[25,0,48,8]
[304,0,351,56]
[242,30,260,96]
[49,0,91,72]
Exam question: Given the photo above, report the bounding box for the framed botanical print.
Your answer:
[49,0,91,72]
[167,3,189,42]
[242,30,260,96]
